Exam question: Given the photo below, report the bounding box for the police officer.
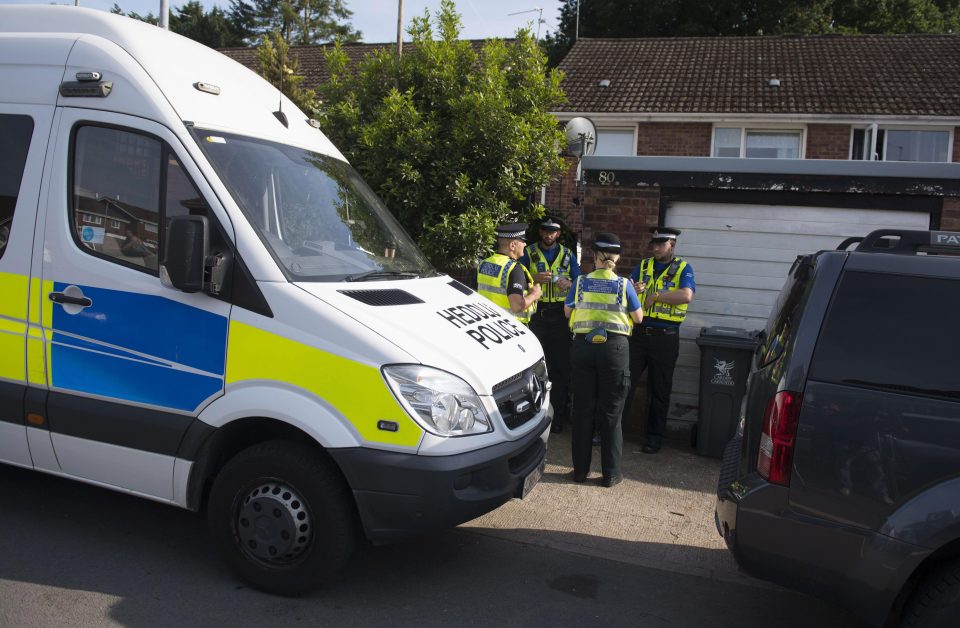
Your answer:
[520,217,581,433]
[565,233,643,487]
[477,222,542,323]
[623,227,695,454]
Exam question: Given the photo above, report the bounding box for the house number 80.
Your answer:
[598,171,616,185]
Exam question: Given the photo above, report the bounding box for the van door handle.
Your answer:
[49,292,92,307]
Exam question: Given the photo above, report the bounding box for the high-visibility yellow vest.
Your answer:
[477,253,537,324]
[637,257,689,324]
[524,243,574,303]
[569,269,634,336]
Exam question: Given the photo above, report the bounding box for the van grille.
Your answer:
[493,359,548,430]
[338,289,424,306]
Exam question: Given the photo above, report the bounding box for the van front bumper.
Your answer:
[329,413,550,543]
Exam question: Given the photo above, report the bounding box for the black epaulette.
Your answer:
[665,257,684,281]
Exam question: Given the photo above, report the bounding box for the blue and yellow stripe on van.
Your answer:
[48,282,227,412]
[225,320,423,448]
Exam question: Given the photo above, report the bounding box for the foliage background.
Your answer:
[318,0,566,269]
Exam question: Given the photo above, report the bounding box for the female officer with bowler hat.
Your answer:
[564,233,643,487]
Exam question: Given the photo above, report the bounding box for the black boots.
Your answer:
[642,435,662,454]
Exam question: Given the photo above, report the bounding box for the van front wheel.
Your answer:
[207,440,358,595]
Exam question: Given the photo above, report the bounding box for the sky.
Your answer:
[0,0,564,42]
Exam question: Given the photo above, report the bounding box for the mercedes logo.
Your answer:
[526,371,544,410]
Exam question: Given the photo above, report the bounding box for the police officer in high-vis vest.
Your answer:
[520,217,581,433]
[477,222,542,324]
[564,233,643,487]
[623,227,695,454]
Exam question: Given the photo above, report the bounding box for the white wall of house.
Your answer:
[661,202,931,422]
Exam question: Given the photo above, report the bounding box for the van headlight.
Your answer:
[382,365,492,437]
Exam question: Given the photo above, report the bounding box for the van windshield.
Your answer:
[191,129,433,282]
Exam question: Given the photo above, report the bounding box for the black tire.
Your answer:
[207,440,358,595]
[902,558,960,628]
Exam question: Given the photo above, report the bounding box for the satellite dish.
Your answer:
[563,117,597,158]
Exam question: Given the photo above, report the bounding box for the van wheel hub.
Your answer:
[236,481,312,564]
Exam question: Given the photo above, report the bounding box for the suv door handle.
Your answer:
[49,292,92,307]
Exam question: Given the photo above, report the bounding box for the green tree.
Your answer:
[242,0,360,45]
[171,1,245,47]
[318,0,566,269]
[112,2,246,47]
[257,30,321,116]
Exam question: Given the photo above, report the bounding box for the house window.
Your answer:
[595,129,635,156]
[851,127,951,162]
[713,128,802,158]
[82,213,104,225]
[110,220,121,230]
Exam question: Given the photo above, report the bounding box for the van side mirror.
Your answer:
[161,215,209,293]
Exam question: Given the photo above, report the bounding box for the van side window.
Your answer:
[71,125,218,276]
[0,114,34,260]
[810,271,960,400]
[72,126,162,270]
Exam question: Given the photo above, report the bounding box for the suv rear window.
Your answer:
[810,270,960,401]
[756,255,814,369]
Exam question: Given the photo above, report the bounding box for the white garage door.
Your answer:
[663,202,930,422]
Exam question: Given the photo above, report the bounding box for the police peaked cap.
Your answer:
[592,232,622,253]
[495,222,529,241]
[649,227,681,242]
[539,217,562,231]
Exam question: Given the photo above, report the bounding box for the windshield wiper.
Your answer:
[345,270,420,282]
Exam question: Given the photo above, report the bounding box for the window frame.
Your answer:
[67,122,210,277]
[594,127,637,156]
[711,124,806,159]
[848,125,953,163]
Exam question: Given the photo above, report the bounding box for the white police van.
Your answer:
[0,5,549,594]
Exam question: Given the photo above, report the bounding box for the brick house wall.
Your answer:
[943,197,960,231]
[636,123,712,157]
[806,124,851,159]
[554,186,661,273]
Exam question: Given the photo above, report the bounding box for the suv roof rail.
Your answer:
[856,229,960,256]
[836,236,863,251]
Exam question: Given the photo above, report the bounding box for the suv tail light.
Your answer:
[757,391,802,485]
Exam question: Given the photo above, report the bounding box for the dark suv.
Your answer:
[716,229,960,628]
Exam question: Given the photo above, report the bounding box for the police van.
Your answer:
[0,5,549,594]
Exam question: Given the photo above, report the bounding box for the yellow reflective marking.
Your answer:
[27,334,46,385]
[225,321,423,448]
[0,272,29,321]
[31,278,53,328]
[0,327,26,382]
[0,273,29,382]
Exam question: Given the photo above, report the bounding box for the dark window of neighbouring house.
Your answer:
[810,271,960,400]
[0,114,34,260]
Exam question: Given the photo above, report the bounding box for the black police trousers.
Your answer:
[530,304,571,420]
[571,332,630,479]
[623,330,680,438]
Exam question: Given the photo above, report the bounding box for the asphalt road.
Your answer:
[0,464,862,627]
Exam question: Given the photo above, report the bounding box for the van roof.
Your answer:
[0,5,342,157]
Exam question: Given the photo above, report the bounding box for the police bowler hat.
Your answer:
[495,222,529,241]
[650,227,681,242]
[592,232,622,254]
